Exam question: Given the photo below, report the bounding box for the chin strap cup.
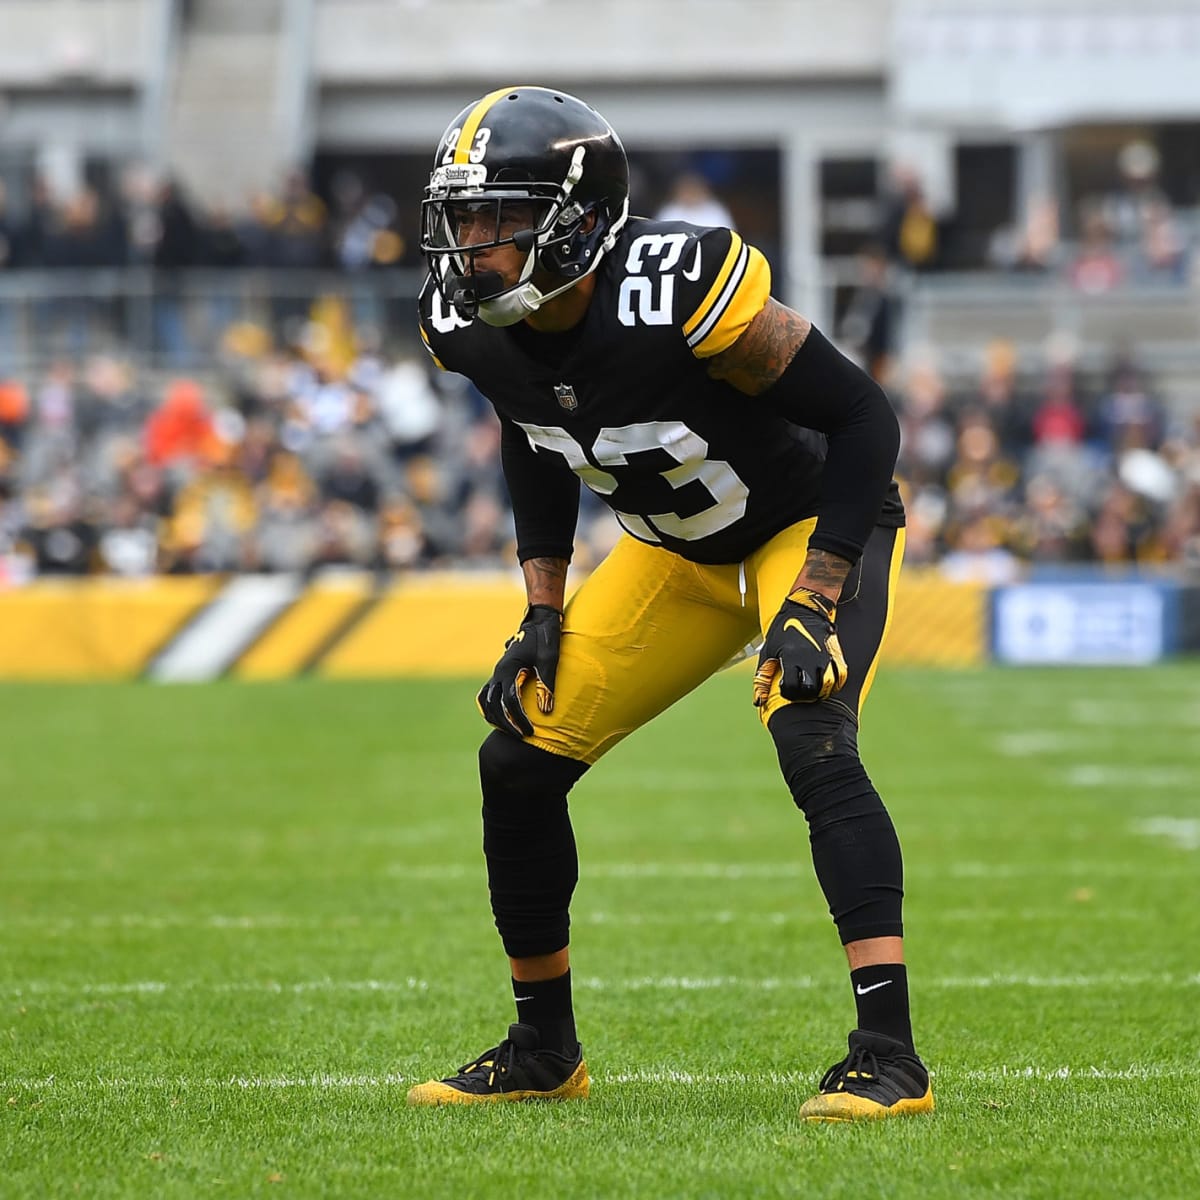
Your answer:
[476,284,545,327]
[449,269,508,319]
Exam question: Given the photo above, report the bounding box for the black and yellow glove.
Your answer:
[752,588,848,707]
[476,604,562,737]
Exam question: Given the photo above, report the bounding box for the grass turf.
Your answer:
[1,667,1198,1198]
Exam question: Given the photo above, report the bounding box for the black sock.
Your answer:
[512,970,578,1056]
[849,963,914,1052]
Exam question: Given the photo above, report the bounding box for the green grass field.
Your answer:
[1,666,1198,1198]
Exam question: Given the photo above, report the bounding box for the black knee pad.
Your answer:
[478,732,588,959]
[768,703,904,944]
[478,730,588,802]
[769,703,875,827]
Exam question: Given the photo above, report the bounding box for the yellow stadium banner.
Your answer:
[0,577,221,680]
[0,568,986,681]
[232,574,376,681]
[889,568,987,667]
[319,572,529,678]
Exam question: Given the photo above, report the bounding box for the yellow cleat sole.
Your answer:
[800,1085,934,1123]
[406,1061,590,1106]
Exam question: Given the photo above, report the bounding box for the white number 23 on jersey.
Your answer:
[616,233,695,327]
[517,419,748,543]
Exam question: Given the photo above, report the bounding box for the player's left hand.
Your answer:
[476,604,562,737]
[752,588,848,706]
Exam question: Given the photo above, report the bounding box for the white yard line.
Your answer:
[4,979,429,997]
[577,973,1196,991]
[993,732,1088,756]
[0,1065,1186,1091]
[6,857,1195,885]
[0,1074,411,1090]
[0,914,372,932]
[5,973,1196,999]
[581,907,1151,926]
[388,862,806,880]
[1066,766,1197,789]
[945,860,1191,878]
[1068,699,1200,727]
[1131,817,1200,852]
[605,1065,1183,1084]
[0,906,1153,934]
[389,860,1196,881]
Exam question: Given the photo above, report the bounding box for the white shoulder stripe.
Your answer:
[685,242,749,349]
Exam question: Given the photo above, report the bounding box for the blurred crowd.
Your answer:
[991,144,1192,290]
[0,166,407,276]
[0,310,532,585]
[1,312,1199,586]
[867,139,1194,287]
[0,146,1199,586]
[894,336,1200,581]
[2,136,1190,287]
[832,140,1200,580]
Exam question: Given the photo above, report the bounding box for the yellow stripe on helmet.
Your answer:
[454,86,519,163]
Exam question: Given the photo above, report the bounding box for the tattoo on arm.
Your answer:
[705,299,812,395]
[792,549,852,603]
[522,556,569,611]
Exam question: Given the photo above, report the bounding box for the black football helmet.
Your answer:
[421,86,629,326]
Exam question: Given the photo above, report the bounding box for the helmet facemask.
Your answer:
[421,147,628,327]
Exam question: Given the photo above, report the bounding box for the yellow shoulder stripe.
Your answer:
[418,322,446,371]
[454,87,517,163]
[686,239,771,359]
[683,233,744,338]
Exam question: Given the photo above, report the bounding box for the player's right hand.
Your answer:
[476,604,562,737]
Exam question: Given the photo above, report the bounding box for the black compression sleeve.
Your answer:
[499,416,580,563]
[761,326,900,563]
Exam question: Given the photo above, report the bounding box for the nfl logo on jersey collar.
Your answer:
[554,383,579,411]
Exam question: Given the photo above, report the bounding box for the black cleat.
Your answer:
[406,1022,589,1106]
[800,1029,934,1122]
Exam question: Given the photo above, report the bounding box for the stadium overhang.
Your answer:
[891,3,1200,131]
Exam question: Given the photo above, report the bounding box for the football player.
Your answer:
[407,86,932,1122]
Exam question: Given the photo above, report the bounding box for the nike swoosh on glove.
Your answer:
[477,604,562,737]
[752,588,848,706]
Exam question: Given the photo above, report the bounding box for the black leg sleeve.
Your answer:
[768,703,904,944]
[478,732,589,959]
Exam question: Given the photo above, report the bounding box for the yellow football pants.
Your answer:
[517,520,905,765]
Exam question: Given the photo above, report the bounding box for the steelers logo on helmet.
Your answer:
[420,86,630,326]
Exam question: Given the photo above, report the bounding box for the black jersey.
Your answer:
[419,217,902,566]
